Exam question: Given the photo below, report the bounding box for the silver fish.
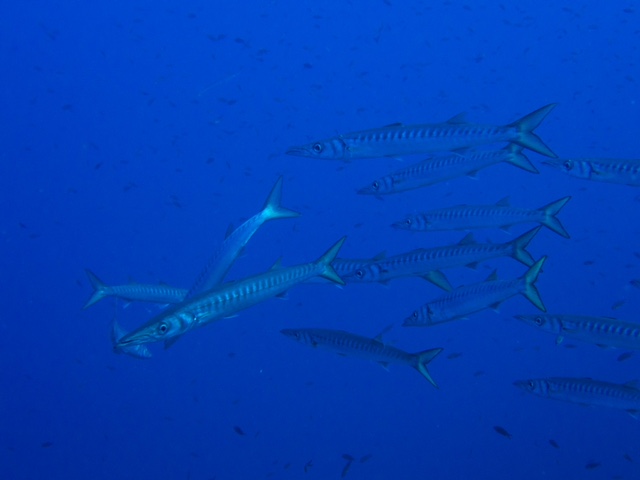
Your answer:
[358,144,538,196]
[514,377,640,419]
[187,176,300,297]
[281,327,442,388]
[116,237,346,348]
[514,314,640,350]
[344,227,541,286]
[286,104,557,160]
[393,196,571,238]
[83,269,187,309]
[404,257,546,326]
[543,157,640,187]
[110,319,152,359]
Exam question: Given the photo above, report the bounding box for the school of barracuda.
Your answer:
[85,104,640,418]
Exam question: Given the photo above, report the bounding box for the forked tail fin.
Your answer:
[413,347,443,388]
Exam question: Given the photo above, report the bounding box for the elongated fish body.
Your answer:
[543,158,640,186]
[404,257,546,326]
[514,377,640,418]
[514,314,640,350]
[286,104,557,160]
[83,269,187,309]
[345,227,540,285]
[187,176,300,297]
[358,144,538,195]
[393,196,571,238]
[281,328,443,388]
[116,238,346,348]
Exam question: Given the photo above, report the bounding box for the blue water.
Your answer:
[3,1,640,478]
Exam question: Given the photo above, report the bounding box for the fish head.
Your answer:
[357,177,393,196]
[403,307,425,327]
[513,379,547,396]
[342,264,383,283]
[280,329,318,347]
[116,311,190,348]
[542,158,576,173]
[286,137,348,160]
[391,216,422,231]
[513,314,559,333]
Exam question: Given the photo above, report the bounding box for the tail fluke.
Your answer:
[508,226,542,267]
[413,347,443,388]
[538,196,571,238]
[315,237,347,285]
[83,269,108,309]
[502,143,539,173]
[262,176,301,221]
[520,256,547,312]
[509,104,558,158]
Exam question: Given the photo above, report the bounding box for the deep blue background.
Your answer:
[2,1,640,478]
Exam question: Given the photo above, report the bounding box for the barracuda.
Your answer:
[281,327,443,388]
[404,257,546,326]
[543,157,640,186]
[514,377,640,419]
[187,176,300,297]
[393,196,571,238]
[287,104,557,160]
[514,314,640,350]
[358,144,538,196]
[116,237,346,349]
[344,227,541,286]
[83,269,187,309]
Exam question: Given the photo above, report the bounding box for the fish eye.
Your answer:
[312,143,323,153]
[355,269,364,278]
[563,160,573,171]
[528,381,535,389]
[412,311,419,318]
[371,181,380,190]
[405,218,412,227]
[158,322,169,335]
[534,316,543,326]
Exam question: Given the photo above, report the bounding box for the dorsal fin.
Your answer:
[446,113,467,125]
[457,233,476,245]
[269,258,283,271]
[485,270,498,282]
[625,380,640,389]
[371,251,387,261]
[224,223,235,239]
[373,323,394,343]
[496,197,510,207]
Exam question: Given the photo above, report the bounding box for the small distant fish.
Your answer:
[341,454,355,478]
[233,426,245,436]
[41,441,53,448]
[549,439,559,449]
[493,426,512,439]
[447,352,463,360]
[630,279,640,289]
[584,462,601,470]
[617,352,634,362]
[611,299,626,310]
[304,460,313,473]
[359,454,373,463]
[624,453,633,462]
